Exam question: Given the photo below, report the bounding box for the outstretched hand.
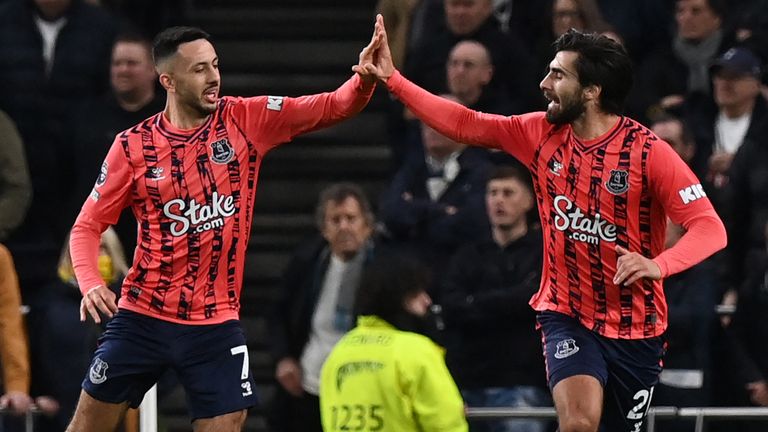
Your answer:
[353,14,394,83]
[613,245,661,286]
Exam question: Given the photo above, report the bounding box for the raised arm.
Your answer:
[236,25,381,149]
[357,15,540,165]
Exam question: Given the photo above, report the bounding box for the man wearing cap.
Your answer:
[687,46,766,197]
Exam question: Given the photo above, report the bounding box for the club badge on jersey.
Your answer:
[211,139,235,164]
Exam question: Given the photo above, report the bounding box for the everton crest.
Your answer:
[605,169,629,195]
[210,139,235,164]
[89,357,109,384]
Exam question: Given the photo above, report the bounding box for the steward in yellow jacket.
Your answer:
[319,254,467,432]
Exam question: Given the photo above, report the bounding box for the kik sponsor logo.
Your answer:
[553,195,617,245]
[336,361,384,391]
[678,183,706,205]
[163,191,236,236]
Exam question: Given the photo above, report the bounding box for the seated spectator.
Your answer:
[0,0,116,330]
[404,0,540,114]
[650,113,697,167]
[0,110,31,242]
[379,97,490,298]
[447,40,514,115]
[441,165,548,432]
[629,0,730,125]
[320,253,468,432]
[31,228,128,431]
[722,116,768,316]
[268,183,378,432]
[653,220,719,432]
[687,47,766,191]
[69,31,165,257]
[531,0,612,106]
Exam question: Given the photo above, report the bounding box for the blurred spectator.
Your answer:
[0,110,31,242]
[69,31,164,257]
[723,221,768,431]
[29,228,127,431]
[650,113,697,166]
[686,46,766,213]
[722,116,768,307]
[0,0,116,303]
[533,0,611,86]
[319,253,468,432]
[268,183,377,432]
[490,0,549,47]
[441,165,548,432]
[404,0,540,114]
[0,244,33,417]
[653,220,718,431]
[447,40,513,115]
[595,0,673,65]
[629,0,730,124]
[379,96,490,299]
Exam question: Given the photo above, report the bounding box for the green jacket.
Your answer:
[320,315,468,432]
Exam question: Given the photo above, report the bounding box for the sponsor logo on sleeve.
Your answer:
[95,162,108,188]
[678,183,706,204]
[90,189,101,202]
[266,96,284,111]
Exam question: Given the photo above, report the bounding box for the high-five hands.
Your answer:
[80,285,118,324]
[353,14,394,83]
[613,246,661,286]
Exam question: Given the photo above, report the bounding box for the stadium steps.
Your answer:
[163,1,386,431]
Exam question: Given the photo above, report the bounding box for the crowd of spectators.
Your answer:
[2,0,768,431]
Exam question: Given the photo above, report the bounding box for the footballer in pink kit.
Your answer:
[360,15,727,432]
[66,26,378,432]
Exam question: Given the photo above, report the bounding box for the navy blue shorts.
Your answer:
[537,311,665,432]
[82,310,257,420]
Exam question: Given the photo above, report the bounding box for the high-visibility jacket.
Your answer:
[320,315,467,432]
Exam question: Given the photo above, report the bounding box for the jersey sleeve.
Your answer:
[648,140,727,277]
[70,138,134,295]
[230,74,375,152]
[386,69,546,166]
[400,338,468,432]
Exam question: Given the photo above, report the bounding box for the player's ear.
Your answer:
[583,84,601,103]
[158,72,174,93]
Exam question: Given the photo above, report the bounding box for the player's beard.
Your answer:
[546,90,586,125]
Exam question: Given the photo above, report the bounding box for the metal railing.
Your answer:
[466,406,768,432]
[0,406,43,432]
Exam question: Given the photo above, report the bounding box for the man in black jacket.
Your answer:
[268,183,376,432]
[441,165,549,432]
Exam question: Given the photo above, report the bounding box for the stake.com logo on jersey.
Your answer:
[162,192,236,236]
[553,195,617,245]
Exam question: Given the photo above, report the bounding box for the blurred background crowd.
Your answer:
[1,0,768,431]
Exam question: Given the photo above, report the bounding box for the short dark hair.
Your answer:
[354,253,430,326]
[115,30,153,55]
[314,183,374,230]
[488,165,533,193]
[649,113,696,149]
[552,29,633,115]
[152,26,210,65]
